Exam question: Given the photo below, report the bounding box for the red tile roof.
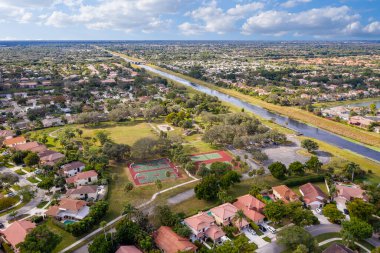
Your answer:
[1,220,35,248]
[13,141,46,153]
[336,185,368,201]
[154,226,197,253]
[299,183,327,204]
[116,246,142,253]
[66,170,98,184]
[204,225,225,241]
[45,198,87,216]
[62,161,85,172]
[210,203,238,220]
[272,185,299,203]
[4,136,26,146]
[184,212,215,231]
[232,194,266,223]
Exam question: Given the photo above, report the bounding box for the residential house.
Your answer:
[13,141,47,153]
[45,198,89,220]
[210,203,248,230]
[115,246,143,253]
[184,212,225,242]
[154,226,197,253]
[66,170,98,187]
[299,183,328,209]
[334,184,368,212]
[348,116,374,129]
[66,185,98,200]
[42,117,64,128]
[61,161,86,177]
[39,150,65,166]
[0,220,36,252]
[322,243,354,253]
[233,194,266,224]
[0,130,14,139]
[272,185,299,203]
[3,136,27,147]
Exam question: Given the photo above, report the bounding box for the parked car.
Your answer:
[0,223,4,229]
[343,209,349,215]
[316,208,322,214]
[258,224,267,232]
[247,227,256,235]
[267,226,276,234]
[6,192,15,197]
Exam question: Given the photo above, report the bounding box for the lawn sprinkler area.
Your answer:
[190,150,233,168]
[129,158,180,185]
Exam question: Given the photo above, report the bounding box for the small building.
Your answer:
[66,185,98,200]
[154,226,197,253]
[322,243,354,253]
[3,136,27,147]
[272,185,299,203]
[66,170,98,187]
[61,161,86,177]
[0,220,36,252]
[45,198,89,220]
[299,183,328,209]
[115,246,142,253]
[233,194,266,224]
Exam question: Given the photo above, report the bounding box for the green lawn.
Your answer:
[15,169,26,175]
[44,218,78,253]
[26,176,39,184]
[315,232,341,242]
[37,200,49,209]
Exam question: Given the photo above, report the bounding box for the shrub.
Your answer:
[282,175,324,187]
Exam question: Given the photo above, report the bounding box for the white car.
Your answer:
[316,208,322,214]
[267,226,276,234]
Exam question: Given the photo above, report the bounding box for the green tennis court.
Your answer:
[135,169,178,184]
[191,152,223,162]
[131,159,173,172]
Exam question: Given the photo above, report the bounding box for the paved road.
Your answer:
[305,224,341,236]
[167,189,195,205]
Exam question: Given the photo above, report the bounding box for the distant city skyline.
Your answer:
[0,0,379,40]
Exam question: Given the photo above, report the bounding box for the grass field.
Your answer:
[142,61,380,148]
[44,218,78,253]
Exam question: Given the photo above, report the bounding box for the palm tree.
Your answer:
[234,210,246,230]
[100,221,107,240]
[344,162,361,182]
[122,203,137,219]
[9,210,18,221]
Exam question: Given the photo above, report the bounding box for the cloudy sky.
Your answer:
[0,0,379,40]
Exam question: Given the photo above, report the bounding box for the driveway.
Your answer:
[241,228,268,248]
[312,210,331,225]
[306,224,341,236]
[256,242,283,253]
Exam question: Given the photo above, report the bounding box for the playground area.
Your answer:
[129,158,180,185]
[190,150,233,168]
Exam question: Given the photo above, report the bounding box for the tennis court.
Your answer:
[129,158,180,185]
[190,150,233,167]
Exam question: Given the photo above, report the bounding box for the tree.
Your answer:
[323,204,345,223]
[124,182,134,193]
[234,210,246,230]
[287,202,318,226]
[268,162,287,179]
[343,162,364,182]
[153,205,179,227]
[305,156,322,173]
[301,139,319,153]
[88,233,115,253]
[11,151,29,164]
[131,137,158,159]
[346,198,375,221]
[122,203,137,219]
[264,201,287,223]
[370,103,377,116]
[102,142,130,161]
[341,218,373,246]
[155,179,162,190]
[277,225,317,252]
[96,131,110,145]
[249,185,262,197]
[194,175,219,201]
[288,161,305,176]
[217,190,233,203]
[100,221,107,240]
[37,177,54,192]
[18,225,61,253]
[23,152,40,167]
[293,244,309,253]
[215,235,257,253]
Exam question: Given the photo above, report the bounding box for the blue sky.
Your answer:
[0,0,379,40]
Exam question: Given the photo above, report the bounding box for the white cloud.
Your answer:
[242,6,362,37]
[363,21,380,34]
[0,2,33,23]
[42,0,180,33]
[179,0,264,35]
[281,0,311,8]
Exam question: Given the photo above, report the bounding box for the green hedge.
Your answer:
[282,175,325,187]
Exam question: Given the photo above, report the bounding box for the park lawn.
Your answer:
[79,120,158,146]
[44,218,78,253]
[145,62,380,148]
[183,134,219,153]
[104,161,192,221]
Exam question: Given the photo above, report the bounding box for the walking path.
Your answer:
[60,170,199,253]
[318,238,370,253]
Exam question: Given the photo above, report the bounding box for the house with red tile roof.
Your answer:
[233,194,266,224]
[3,136,26,147]
[336,184,368,202]
[66,170,98,187]
[272,185,299,203]
[13,141,47,153]
[210,203,249,230]
[154,226,197,253]
[299,183,328,209]
[0,220,36,251]
[45,198,89,220]
[116,246,142,253]
[39,150,65,166]
[184,212,215,240]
